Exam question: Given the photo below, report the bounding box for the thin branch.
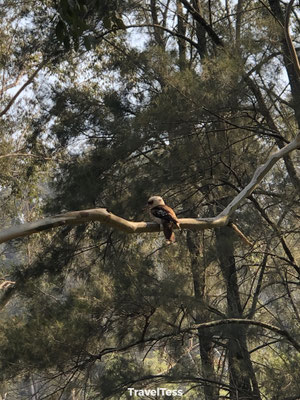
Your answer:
[0,280,15,289]
[125,23,199,50]
[0,58,48,118]
[190,318,300,352]
[0,152,53,160]
[96,24,200,51]
[0,70,25,95]
[229,222,253,246]
[88,318,300,359]
[217,133,300,218]
[247,252,268,318]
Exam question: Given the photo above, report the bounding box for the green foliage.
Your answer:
[54,0,127,50]
[1,0,300,398]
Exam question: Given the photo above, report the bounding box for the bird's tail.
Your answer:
[163,223,176,243]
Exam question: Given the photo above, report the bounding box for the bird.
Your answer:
[147,196,180,243]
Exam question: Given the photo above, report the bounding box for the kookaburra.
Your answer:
[147,196,180,243]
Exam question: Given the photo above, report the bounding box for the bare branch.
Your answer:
[229,222,253,246]
[0,208,229,245]
[190,318,300,352]
[88,318,300,359]
[0,58,48,118]
[179,0,224,46]
[0,134,298,245]
[0,280,15,289]
[0,152,53,160]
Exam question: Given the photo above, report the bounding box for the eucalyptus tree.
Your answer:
[0,1,299,400]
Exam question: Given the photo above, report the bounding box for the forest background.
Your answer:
[0,0,299,399]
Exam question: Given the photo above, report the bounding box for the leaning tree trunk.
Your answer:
[215,225,262,400]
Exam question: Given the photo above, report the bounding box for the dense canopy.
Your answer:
[0,1,299,399]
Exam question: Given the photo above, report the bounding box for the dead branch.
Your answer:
[0,280,15,290]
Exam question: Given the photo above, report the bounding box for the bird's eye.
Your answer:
[148,200,153,205]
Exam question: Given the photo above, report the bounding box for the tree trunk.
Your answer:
[177,0,187,70]
[215,226,262,400]
[268,0,300,127]
[192,0,207,58]
[186,230,218,400]
[150,0,165,49]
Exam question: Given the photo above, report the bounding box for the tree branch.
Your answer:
[285,0,300,80]
[0,58,48,118]
[0,134,298,244]
[179,0,224,47]
[217,133,300,218]
[88,318,300,360]
[190,318,300,352]
[0,208,229,245]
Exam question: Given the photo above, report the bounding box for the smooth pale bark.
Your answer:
[0,209,229,244]
[0,134,299,245]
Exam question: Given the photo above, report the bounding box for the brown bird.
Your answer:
[147,196,180,243]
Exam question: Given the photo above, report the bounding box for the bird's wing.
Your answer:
[151,205,179,225]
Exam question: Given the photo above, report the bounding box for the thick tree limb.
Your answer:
[0,134,299,245]
[0,209,229,244]
[179,0,224,47]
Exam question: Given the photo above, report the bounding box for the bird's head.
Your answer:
[147,196,165,208]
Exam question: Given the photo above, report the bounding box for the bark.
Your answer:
[176,1,188,69]
[192,0,207,58]
[180,0,223,47]
[215,226,262,400]
[235,0,244,46]
[186,231,218,400]
[150,0,165,48]
[268,0,300,126]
